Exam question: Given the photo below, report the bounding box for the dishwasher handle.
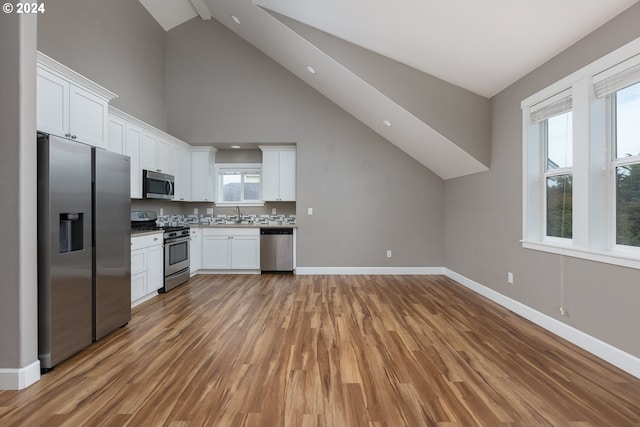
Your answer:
[260,228,293,235]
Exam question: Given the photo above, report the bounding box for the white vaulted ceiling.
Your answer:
[139,0,639,178]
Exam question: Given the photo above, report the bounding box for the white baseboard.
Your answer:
[295,266,446,275]
[0,359,40,390]
[444,268,640,379]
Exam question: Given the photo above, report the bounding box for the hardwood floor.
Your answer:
[1,274,639,426]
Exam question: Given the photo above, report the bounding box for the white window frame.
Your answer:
[608,88,640,256]
[215,163,265,207]
[521,36,640,270]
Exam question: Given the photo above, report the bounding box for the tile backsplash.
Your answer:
[130,199,296,217]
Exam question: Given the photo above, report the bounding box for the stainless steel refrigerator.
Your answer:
[37,133,131,370]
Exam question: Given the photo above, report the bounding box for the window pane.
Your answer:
[221,174,241,202]
[244,173,260,200]
[546,174,573,238]
[616,164,640,247]
[615,82,640,158]
[546,111,573,170]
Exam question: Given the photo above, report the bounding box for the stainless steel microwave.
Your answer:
[143,170,175,200]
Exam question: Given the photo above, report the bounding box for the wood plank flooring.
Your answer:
[1,274,639,426]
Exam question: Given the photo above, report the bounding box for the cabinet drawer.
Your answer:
[131,233,163,251]
[202,227,259,236]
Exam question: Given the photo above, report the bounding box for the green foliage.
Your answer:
[546,175,573,238]
[616,163,640,247]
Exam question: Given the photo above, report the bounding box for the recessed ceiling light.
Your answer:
[306,65,316,74]
[382,119,392,127]
[231,15,240,24]
[230,145,241,149]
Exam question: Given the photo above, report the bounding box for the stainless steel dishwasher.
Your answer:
[260,228,293,272]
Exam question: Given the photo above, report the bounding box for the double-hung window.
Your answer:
[601,80,640,248]
[522,40,640,269]
[531,94,574,240]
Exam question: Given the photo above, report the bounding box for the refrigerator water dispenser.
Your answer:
[59,213,84,253]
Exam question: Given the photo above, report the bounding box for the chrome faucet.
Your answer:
[233,205,242,223]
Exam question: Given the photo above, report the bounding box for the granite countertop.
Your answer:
[131,230,164,237]
[193,223,297,229]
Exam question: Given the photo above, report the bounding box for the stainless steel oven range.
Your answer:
[131,211,191,293]
[162,226,190,292]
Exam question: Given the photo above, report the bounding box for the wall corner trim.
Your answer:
[444,268,640,379]
[0,360,40,390]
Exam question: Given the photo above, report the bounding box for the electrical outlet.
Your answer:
[386,250,392,258]
[308,207,313,215]
[507,272,514,284]
[272,208,277,215]
[160,208,164,216]
[206,208,213,215]
[559,307,568,316]
[194,208,198,214]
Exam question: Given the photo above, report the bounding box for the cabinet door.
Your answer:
[131,273,147,303]
[190,235,202,274]
[202,235,231,269]
[141,132,158,172]
[191,150,214,201]
[172,146,191,201]
[131,248,147,276]
[261,150,280,201]
[69,84,108,148]
[278,150,296,201]
[108,116,125,154]
[125,124,143,199]
[36,67,69,137]
[147,244,164,292]
[231,236,260,269]
[157,139,172,174]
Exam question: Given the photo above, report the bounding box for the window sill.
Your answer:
[522,240,640,270]
[214,201,265,207]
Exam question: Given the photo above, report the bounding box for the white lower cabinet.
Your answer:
[190,228,202,275]
[202,228,260,270]
[131,232,164,306]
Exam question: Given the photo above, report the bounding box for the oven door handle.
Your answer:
[165,237,190,244]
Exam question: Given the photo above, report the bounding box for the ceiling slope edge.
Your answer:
[205,0,488,179]
[266,9,492,169]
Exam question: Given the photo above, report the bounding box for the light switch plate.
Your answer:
[308,207,313,215]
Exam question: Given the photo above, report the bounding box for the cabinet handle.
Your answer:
[153,238,158,241]
[65,133,71,138]
[71,135,77,139]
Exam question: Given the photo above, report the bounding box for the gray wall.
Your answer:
[166,18,444,267]
[0,12,38,373]
[37,0,167,131]
[444,2,640,358]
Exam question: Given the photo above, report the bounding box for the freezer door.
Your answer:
[93,148,131,341]
[37,134,93,369]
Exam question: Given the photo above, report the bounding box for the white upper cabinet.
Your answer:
[108,115,125,154]
[141,133,175,176]
[191,147,216,202]
[124,123,143,199]
[37,52,116,149]
[141,132,158,172]
[172,145,191,202]
[110,106,193,201]
[260,146,296,201]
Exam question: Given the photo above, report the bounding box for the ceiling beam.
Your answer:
[189,0,211,20]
